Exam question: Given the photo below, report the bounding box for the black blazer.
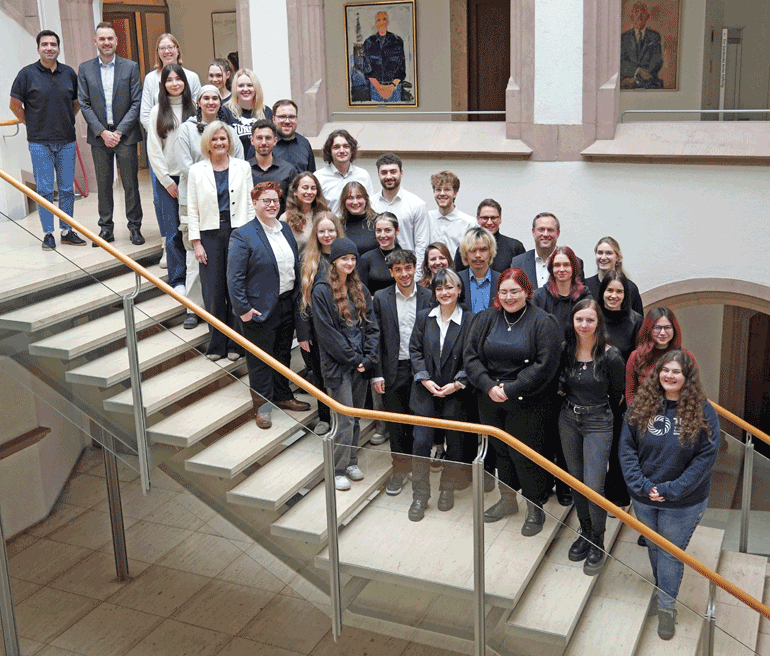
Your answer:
[227,218,300,322]
[458,267,500,314]
[77,56,142,146]
[409,307,472,417]
[372,284,432,387]
[510,249,586,289]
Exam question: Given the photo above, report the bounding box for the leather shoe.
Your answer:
[92,229,114,247]
[408,497,428,522]
[437,489,454,512]
[130,229,145,245]
[484,495,519,523]
[255,413,272,429]
[557,489,573,506]
[568,534,591,562]
[275,398,311,412]
[521,502,545,537]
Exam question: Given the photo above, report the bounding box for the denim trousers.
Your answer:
[558,405,614,535]
[328,369,367,475]
[28,141,76,233]
[152,174,185,288]
[632,497,708,611]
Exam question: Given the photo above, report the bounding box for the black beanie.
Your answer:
[330,237,359,263]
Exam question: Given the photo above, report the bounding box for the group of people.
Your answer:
[11,26,720,643]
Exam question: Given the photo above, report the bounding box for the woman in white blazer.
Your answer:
[188,120,255,360]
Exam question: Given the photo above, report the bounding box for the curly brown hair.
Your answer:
[328,258,369,326]
[626,350,709,447]
[284,172,330,235]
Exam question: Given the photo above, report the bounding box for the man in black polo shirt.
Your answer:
[10,30,86,250]
[271,99,316,173]
[248,119,299,215]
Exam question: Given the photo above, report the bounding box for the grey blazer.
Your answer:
[77,55,142,146]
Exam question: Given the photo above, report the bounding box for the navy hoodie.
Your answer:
[619,399,720,509]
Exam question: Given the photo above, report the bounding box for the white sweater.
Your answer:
[147,96,188,188]
[140,67,201,132]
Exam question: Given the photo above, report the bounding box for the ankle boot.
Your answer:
[583,531,606,576]
[483,493,519,523]
[521,501,545,536]
[568,523,593,562]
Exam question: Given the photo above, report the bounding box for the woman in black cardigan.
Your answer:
[408,268,474,521]
[465,268,562,536]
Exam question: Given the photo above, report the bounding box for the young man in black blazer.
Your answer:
[373,250,431,496]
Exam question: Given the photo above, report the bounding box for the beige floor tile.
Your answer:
[309,626,409,656]
[47,510,137,550]
[93,481,179,520]
[10,578,42,603]
[280,584,302,599]
[10,539,92,585]
[155,532,242,578]
[201,515,254,544]
[49,551,150,600]
[33,646,82,656]
[215,552,287,593]
[107,565,210,617]
[6,534,39,558]
[50,602,163,656]
[149,469,186,493]
[399,643,465,656]
[175,493,219,523]
[215,638,305,656]
[138,498,206,532]
[87,459,140,483]
[14,587,100,643]
[73,447,104,473]
[238,543,302,586]
[239,594,331,654]
[100,520,193,564]
[0,637,46,656]
[58,474,109,508]
[26,504,87,538]
[123,619,231,656]
[172,579,274,635]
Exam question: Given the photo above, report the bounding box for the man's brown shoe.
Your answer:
[275,398,311,412]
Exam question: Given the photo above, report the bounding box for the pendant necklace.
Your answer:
[504,306,527,332]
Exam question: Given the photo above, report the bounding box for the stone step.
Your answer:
[28,293,183,360]
[0,265,167,332]
[65,322,209,387]
[315,485,571,608]
[103,356,245,415]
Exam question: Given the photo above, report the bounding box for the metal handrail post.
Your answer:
[123,272,151,494]
[323,413,343,640]
[703,581,717,656]
[100,424,130,581]
[0,507,20,656]
[739,431,754,553]
[473,434,489,656]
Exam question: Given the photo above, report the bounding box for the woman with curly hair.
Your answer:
[625,307,696,405]
[283,172,330,258]
[532,245,592,336]
[339,181,379,258]
[297,212,345,434]
[419,242,453,289]
[620,350,720,641]
[311,238,380,491]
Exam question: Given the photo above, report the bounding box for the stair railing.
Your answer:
[2,168,770,656]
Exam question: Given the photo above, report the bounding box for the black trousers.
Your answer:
[199,220,242,358]
[240,293,295,411]
[91,139,142,231]
[382,360,414,473]
[300,327,331,424]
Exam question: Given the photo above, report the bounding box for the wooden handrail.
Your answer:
[711,400,770,445]
[0,119,21,127]
[1,166,769,621]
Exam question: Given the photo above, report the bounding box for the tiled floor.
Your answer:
[2,448,466,656]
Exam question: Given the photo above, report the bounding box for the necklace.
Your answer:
[503,305,526,331]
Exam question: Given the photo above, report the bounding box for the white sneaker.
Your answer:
[174,284,186,296]
[335,475,351,491]
[346,465,364,481]
[159,243,167,269]
[315,421,331,435]
[369,433,387,445]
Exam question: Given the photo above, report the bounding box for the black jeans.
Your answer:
[382,360,414,473]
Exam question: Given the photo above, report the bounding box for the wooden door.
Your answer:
[467,0,510,121]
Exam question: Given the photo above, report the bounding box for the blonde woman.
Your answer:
[226,68,273,154]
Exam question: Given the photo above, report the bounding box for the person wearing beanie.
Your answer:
[311,237,380,491]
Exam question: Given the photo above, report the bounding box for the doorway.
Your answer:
[467,0,510,121]
[744,311,770,456]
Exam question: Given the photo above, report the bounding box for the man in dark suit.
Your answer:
[510,212,584,289]
[620,2,664,89]
[373,250,431,496]
[454,199,525,274]
[457,226,500,314]
[78,22,144,245]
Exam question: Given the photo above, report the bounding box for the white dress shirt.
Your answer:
[262,220,296,295]
[315,163,375,215]
[535,251,551,287]
[428,304,464,351]
[394,284,418,361]
[99,57,115,124]
[371,187,430,279]
[427,206,475,254]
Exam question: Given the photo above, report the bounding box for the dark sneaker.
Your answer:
[386,471,408,496]
[657,608,676,640]
[42,233,55,250]
[61,230,86,246]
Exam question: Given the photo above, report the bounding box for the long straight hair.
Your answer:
[545,246,585,301]
[300,212,345,315]
[634,307,683,375]
[156,64,195,140]
[328,259,369,325]
[565,298,612,379]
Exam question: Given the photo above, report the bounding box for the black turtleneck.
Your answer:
[359,244,398,294]
[343,213,378,258]
[601,306,643,362]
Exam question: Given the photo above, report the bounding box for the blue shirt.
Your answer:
[469,268,492,314]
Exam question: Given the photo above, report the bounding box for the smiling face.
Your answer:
[652,315,675,349]
[435,281,460,308]
[552,253,572,285]
[375,218,398,249]
[164,71,184,97]
[274,104,298,139]
[427,247,449,274]
[596,241,619,273]
[331,136,352,166]
[603,280,625,310]
[37,35,60,65]
[533,216,559,252]
[390,262,415,292]
[295,175,317,210]
[573,307,598,340]
[209,128,230,158]
[207,64,227,93]
[157,37,179,66]
[199,91,221,120]
[433,184,456,212]
[316,218,337,252]
[335,253,357,277]
[659,360,685,400]
[498,278,526,313]
[477,206,502,235]
[235,74,255,107]
[344,188,366,215]
[253,190,281,222]
[378,163,402,192]
[251,127,276,157]
[95,27,117,60]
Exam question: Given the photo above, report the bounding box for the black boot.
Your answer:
[408,497,429,522]
[583,531,606,576]
[484,493,519,523]
[568,523,593,562]
[521,501,545,537]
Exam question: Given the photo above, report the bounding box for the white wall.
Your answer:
[675,304,723,399]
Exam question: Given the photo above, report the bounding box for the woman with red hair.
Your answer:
[465,268,562,536]
[533,246,592,336]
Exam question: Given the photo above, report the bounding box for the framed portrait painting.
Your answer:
[344,0,418,106]
[620,0,681,90]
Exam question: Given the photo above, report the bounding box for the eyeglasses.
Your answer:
[260,198,280,206]
[498,289,524,298]
[158,45,178,52]
[275,114,297,121]
[652,325,674,333]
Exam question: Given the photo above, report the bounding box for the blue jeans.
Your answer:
[152,174,185,288]
[632,498,708,611]
[28,141,76,233]
[559,405,614,535]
